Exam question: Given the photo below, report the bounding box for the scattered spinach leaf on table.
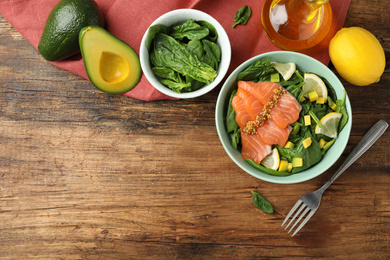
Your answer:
[232,5,252,28]
[251,191,274,214]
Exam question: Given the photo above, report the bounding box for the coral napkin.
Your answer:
[0,0,351,101]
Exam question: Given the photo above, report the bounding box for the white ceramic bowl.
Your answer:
[140,9,231,99]
[215,51,352,184]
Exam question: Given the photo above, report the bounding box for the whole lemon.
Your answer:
[329,27,385,86]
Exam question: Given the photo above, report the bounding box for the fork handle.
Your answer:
[321,119,388,191]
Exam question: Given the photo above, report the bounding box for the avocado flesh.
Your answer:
[38,0,104,61]
[79,26,142,94]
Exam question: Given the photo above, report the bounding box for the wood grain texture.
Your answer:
[1,0,389,259]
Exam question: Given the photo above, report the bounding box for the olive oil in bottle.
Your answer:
[261,0,332,50]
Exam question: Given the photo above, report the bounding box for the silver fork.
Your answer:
[282,119,389,237]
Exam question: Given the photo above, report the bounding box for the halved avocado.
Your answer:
[79,26,142,94]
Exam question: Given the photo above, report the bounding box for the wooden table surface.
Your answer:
[1,0,389,259]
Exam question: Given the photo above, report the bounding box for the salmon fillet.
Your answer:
[232,80,301,165]
[241,132,272,164]
[257,119,292,147]
[270,91,302,129]
[231,95,252,130]
[238,81,280,105]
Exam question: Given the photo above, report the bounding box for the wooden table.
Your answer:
[1,0,389,259]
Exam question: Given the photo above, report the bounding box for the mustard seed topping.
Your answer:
[243,86,286,134]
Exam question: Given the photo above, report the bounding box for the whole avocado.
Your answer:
[38,0,104,61]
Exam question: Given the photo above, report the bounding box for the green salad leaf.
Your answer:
[172,19,210,41]
[226,89,240,149]
[336,90,348,132]
[251,191,274,214]
[197,20,218,42]
[145,24,169,51]
[237,57,275,82]
[233,5,252,28]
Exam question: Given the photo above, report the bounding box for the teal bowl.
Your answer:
[215,51,352,184]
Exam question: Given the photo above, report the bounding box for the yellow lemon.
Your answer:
[329,27,385,86]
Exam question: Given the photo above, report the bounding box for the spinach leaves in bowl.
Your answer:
[145,19,221,93]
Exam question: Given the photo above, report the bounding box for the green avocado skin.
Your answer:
[38,0,104,61]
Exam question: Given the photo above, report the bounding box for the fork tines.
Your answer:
[281,200,317,237]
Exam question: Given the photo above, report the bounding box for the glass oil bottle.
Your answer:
[261,0,333,50]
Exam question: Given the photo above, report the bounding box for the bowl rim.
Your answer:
[139,8,232,99]
[215,51,353,184]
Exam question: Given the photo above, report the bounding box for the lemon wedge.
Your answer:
[302,73,328,100]
[315,112,343,138]
[261,148,280,170]
[273,62,296,81]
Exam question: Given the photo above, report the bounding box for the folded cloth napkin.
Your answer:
[0,0,351,101]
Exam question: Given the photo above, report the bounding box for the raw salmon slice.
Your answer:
[240,132,272,164]
[257,119,292,147]
[236,88,263,120]
[238,81,280,105]
[270,92,302,129]
[231,95,251,130]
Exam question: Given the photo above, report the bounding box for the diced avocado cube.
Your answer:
[292,158,303,167]
[304,115,311,126]
[302,137,312,148]
[278,160,289,172]
[307,90,318,102]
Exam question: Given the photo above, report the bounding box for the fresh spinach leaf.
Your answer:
[145,24,169,51]
[291,131,322,173]
[237,57,275,82]
[185,76,205,92]
[230,128,241,149]
[187,40,204,59]
[202,39,221,70]
[172,19,209,41]
[275,146,296,162]
[226,89,239,133]
[336,90,348,132]
[251,191,274,214]
[152,66,183,83]
[286,82,304,100]
[320,76,337,102]
[197,20,218,42]
[232,5,252,28]
[225,89,241,148]
[160,79,191,93]
[152,33,217,84]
